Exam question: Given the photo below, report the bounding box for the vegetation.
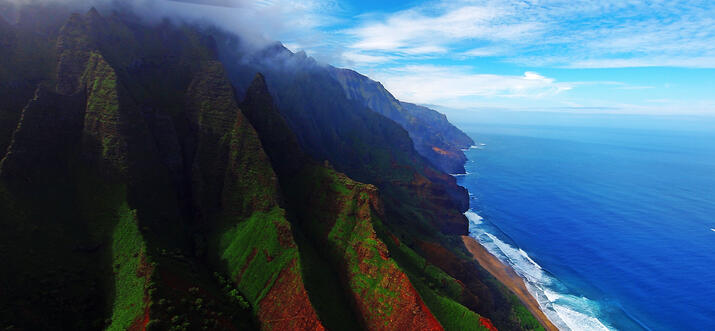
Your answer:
[216,207,298,305]
[374,220,488,331]
[106,204,148,331]
[0,6,548,331]
[509,293,546,331]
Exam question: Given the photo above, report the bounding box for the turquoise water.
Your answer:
[454,116,715,330]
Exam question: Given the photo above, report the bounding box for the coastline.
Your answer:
[461,235,559,331]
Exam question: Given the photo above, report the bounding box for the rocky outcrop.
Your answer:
[56,13,94,95]
[292,167,443,330]
[0,88,84,181]
[0,9,321,330]
[186,62,322,330]
[227,55,470,235]
[0,6,544,331]
[400,101,474,174]
[241,74,442,330]
[0,11,57,160]
[330,67,474,174]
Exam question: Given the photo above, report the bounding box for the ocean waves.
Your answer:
[465,210,612,331]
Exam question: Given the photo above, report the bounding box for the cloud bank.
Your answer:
[343,0,715,69]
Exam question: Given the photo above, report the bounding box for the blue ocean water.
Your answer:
[454,116,715,330]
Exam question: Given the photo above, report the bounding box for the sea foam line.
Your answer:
[464,210,613,331]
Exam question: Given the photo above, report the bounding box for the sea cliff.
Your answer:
[0,5,549,330]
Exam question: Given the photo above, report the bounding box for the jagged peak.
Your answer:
[86,7,101,19]
[84,6,108,32]
[247,73,268,94]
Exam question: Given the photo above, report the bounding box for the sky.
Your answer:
[37,0,715,115]
[212,0,714,115]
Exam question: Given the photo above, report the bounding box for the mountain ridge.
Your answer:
[0,6,546,331]
[329,67,474,175]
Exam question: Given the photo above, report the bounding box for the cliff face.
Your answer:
[0,6,546,331]
[221,47,470,237]
[329,68,474,175]
[185,62,322,330]
[0,6,57,161]
[290,166,442,331]
[241,75,443,330]
[0,10,319,330]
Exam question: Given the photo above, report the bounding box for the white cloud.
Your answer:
[109,0,344,52]
[342,0,715,68]
[344,2,541,58]
[460,46,509,57]
[562,57,715,69]
[369,65,573,106]
[342,51,395,65]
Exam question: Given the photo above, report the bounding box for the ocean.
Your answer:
[452,113,715,330]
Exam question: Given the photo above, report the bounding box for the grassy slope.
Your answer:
[187,62,321,330]
[217,207,296,305]
[0,11,260,330]
[372,221,488,331]
[284,164,442,330]
[0,7,547,331]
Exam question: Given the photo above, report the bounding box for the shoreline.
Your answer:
[461,235,559,331]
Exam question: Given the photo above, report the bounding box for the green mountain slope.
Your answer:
[0,9,317,330]
[329,68,474,175]
[0,6,547,331]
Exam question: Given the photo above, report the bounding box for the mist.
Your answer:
[1,0,317,53]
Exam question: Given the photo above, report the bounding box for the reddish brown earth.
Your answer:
[353,259,443,331]
[335,176,442,331]
[479,316,498,331]
[396,280,444,331]
[258,259,325,331]
[128,253,154,331]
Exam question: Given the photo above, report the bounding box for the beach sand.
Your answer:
[461,235,558,331]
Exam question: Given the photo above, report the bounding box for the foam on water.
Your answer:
[450,171,472,176]
[465,209,613,331]
[463,144,484,151]
[464,210,483,224]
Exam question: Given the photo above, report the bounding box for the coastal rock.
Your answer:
[242,74,442,330]
[0,87,84,181]
[186,61,322,329]
[329,67,474,174]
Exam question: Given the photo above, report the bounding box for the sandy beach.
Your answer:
[461,235,558,331]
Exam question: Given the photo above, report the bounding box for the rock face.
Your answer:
[241,74,442,331]
[399,101,474,174]
[330,67,474,174]
[0,9,320,330]
[222,47,470,236]
[291,167,443,331]
[185,62,323,330]
[0,6,547,331]
[0,88,84,181]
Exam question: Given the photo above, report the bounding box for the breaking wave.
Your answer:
[465,210,613,331]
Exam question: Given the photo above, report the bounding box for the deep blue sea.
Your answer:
[452,113,715,330]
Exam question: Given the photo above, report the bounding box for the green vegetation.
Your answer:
[0,6,547,331]
[216,207,298,305]
[106,204,149,331]
[374,221,487,331]
[214,272,250,309]
[293,228,362,331]
[81,52,127,173]
[509,293,546,331]
[417,284,488,331]
[286,165,435,328]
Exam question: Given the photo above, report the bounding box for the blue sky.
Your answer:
[166,0,715,115]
